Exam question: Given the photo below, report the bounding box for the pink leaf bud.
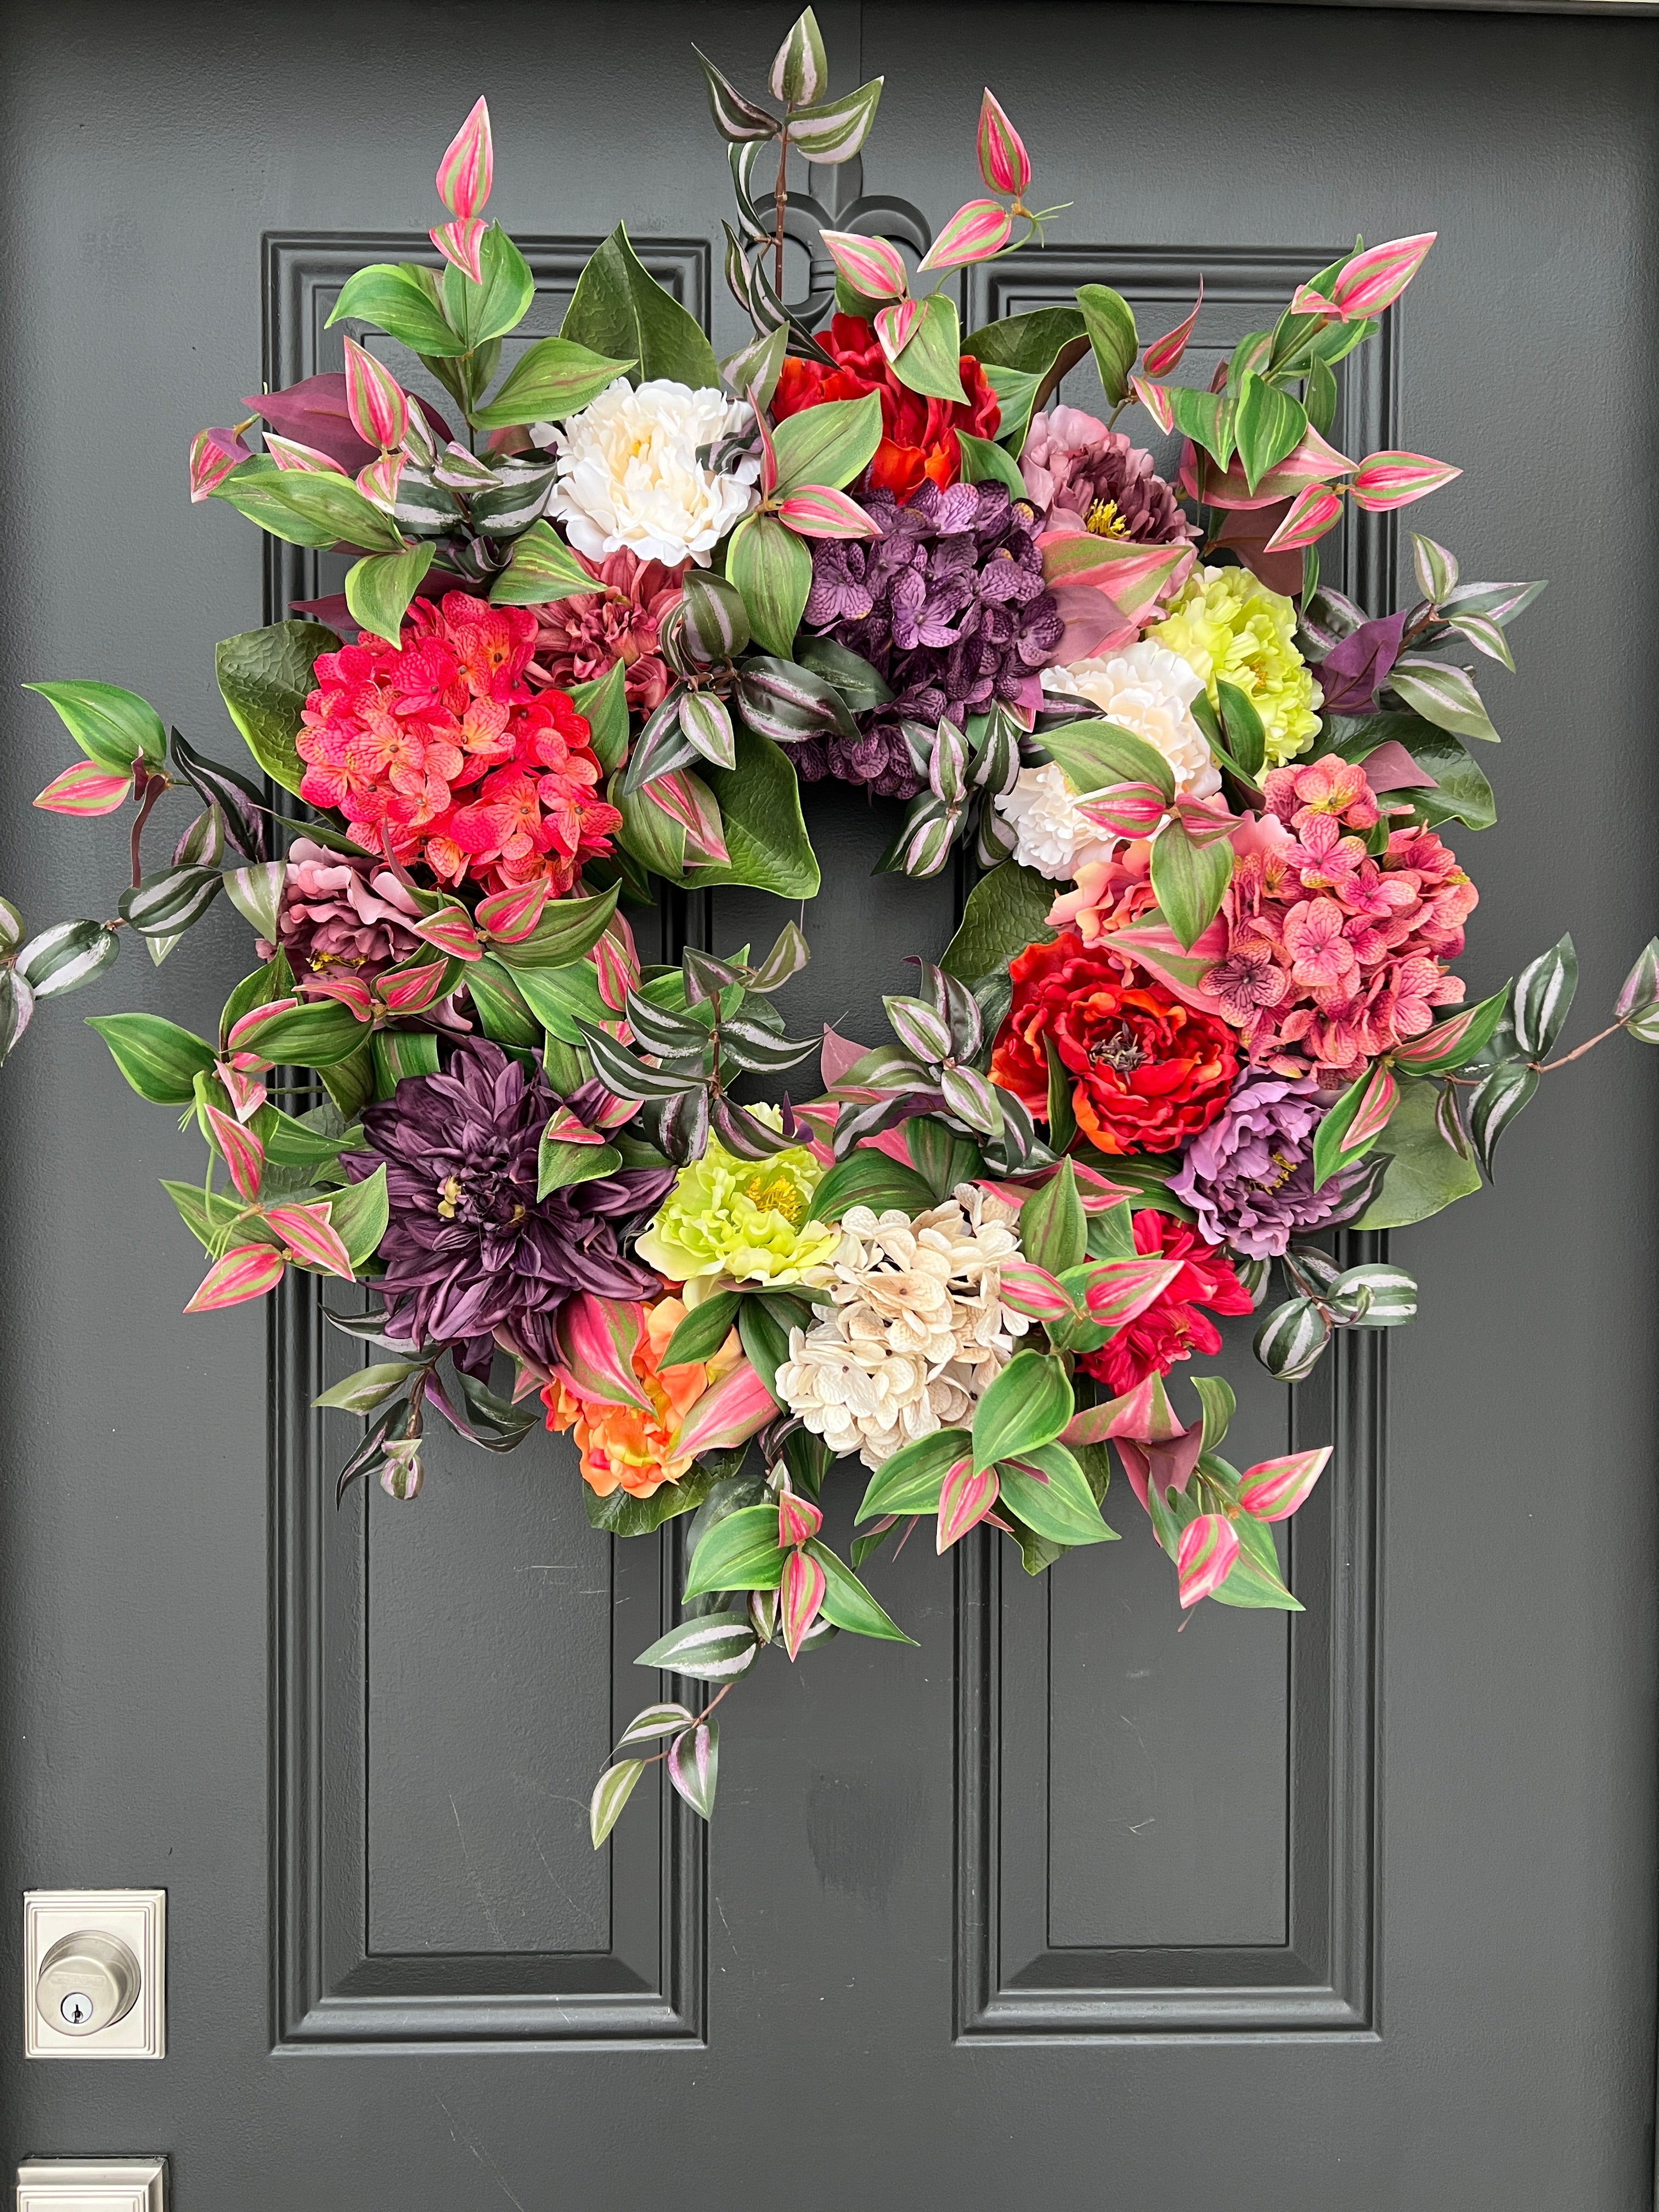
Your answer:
[436,95,493,220]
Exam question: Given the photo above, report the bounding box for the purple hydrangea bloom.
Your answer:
[1167,1073,1373,1260]
[799,480,1063,798]
[346,1040,674,1376]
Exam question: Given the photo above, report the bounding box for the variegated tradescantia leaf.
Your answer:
[770,7,827,105]
[16,918,121,998]
[785,77,883,164]
[590,1758,646,1848]
[1511,933,1577,1060]
[1254,1296,1332,1383]
[634,1615,760,1683]
[613,1702,695,1751]
[1326,1263,1418,1327]
[1467,1061,1539,1179]
[667,1718,720,1821]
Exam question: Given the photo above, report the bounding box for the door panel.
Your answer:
[2,3,1656,2206]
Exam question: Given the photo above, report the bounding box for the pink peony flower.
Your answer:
[527,548,685,715]
[1021,405,1197,562]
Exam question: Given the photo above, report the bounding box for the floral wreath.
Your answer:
[8,10,1654,1845]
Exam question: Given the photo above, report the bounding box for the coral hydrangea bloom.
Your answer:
[541,1295,743,1499]
[772,313,1001,503]
[990,929,1239,1155]
[296,590,620,895]
[1077,1211,1254,1394]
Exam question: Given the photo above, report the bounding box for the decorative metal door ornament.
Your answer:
[5,8,1654,1878]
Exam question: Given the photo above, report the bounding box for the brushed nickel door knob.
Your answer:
[34,1929,142,2037]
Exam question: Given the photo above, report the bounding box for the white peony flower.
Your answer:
[1041,641,1221,801]
[548,377,759,568]
[994,761,1122,882]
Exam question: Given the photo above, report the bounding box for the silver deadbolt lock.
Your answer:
[35,1928,142,2036]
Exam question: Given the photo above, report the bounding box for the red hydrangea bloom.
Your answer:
[989,929,1239,1155]
[1079,1211,1255,1395]
[772,313,1001,503]
[528,547,684,715]
[296,590,620,896]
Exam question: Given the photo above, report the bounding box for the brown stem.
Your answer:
[129,770,166,887]
[1536,1019,1627,1073]
[772,127,789,302]
[634,1676,738,1767]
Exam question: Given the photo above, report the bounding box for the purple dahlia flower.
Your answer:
[799,480,1063,798]
[1167,1073,1374,1260]
[346,1040,674,1376]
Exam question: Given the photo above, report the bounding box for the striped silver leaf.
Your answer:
[633,1613,760,1683]
[1253,1296,1332,1383]
[15,918,121,998]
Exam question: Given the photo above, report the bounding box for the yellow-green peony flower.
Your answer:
[634,1107,841,1296]
[1147,563,1322,767]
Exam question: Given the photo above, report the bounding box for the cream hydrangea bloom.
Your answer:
[775,1184,1030,1469]
[1146,563,1322,766]
[549,377,759,567]
[634,1108,839,1296]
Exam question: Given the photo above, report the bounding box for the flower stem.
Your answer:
[129,770,167,887]
[1536,1019,1627,1073]
[773,126,789,301]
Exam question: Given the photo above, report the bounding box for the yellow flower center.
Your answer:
[1085,497,1130,539]
[742,1169,807,1223]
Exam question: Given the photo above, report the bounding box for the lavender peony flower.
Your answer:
[1020,404,1197,552]
[1167,1072,1374,1260]
[799,481,1063,798]
[346,1040,674,1376]
[273,837,425,977]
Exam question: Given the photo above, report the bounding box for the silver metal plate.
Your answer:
[22,1893,165,2060]
[15,2159,166,2211]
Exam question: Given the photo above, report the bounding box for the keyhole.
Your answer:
[59,1991,93,2027]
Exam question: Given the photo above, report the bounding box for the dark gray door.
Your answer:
[3,2,1656,2204]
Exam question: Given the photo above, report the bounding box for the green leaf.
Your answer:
[905,1117,982,1200]
[1076,284,1137,407]
[616,785,686,880]
[590,1759,647,1848]
[1018,1157,1086,1273]
[1209,1547,1303,1611]
[1189,1374,1237,1454]
[1166,385,1235,471]
[488,518,607,608]
[686,725,820,898]
[856,1427,968,1520]
[1387,657,1501,744]
[86,1012,216,1103]
[955,428,1026,495]
[769,391,882,495]
[569,662,629,775]
[962,306,1088,448]
[1041,718,1176,805]
[997,1442,1118,1548]
[345,544,435,645]
[561,223,718,389]
[791,635,892,713]
[472,334,636,429]
[444,222,536,349]
[1351,1076,1480,1229]
[213,455,406,554]
[805,1541,916,1642]
[1305,354,1338,436]
[1214,679,1267,781]
[890,294,968,404]
[488,883,620,969]
[659,1291,743,1368]
[736,1298,795,1404]
[215,620,340,797]
[329,261,465,356]
[512,958,611,1045]
[371,1029,442,1096]
[971,1350,1074,1474]
[585,1455,727,1537]
[810,1148,935,1223]
[462,958,541,1048]
[941,860,1056,980]
[1233,370,1307,493]
[1329,712,1496,833]
[328,1164,388,1269]
[537,1135,621,1198]
[24,680,166,772]
[314,1360,422,1414]
[1149,816,1234,950]
[682,1503,786,1598]
[726,513,812,657]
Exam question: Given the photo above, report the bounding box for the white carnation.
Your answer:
[549,377,759,568]
[994,761,1121,882]
[1041,642,1221,801]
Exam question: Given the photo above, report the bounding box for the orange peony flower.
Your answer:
[541,1295,742,1499]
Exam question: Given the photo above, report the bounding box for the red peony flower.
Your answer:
[296,590,620,898]
[990,929,1239,1155]
[1078,1210,1255,1395]
[528,546,685,715]
[772,313,1000,503]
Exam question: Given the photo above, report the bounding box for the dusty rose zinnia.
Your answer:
[528,547,685,715]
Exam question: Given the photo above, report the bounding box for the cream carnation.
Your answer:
[549,377,759,568]
[994,761,1120,882]
[1040,642,1221,801]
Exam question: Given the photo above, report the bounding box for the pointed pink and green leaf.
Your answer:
[477,880,550,944]
[666,1718,718,1820]
[431,215,487,284]
[668,1359,778,1459]
[1074,782,1168,840]
[33,763,133,815]
[1130,375,1176,433]
[413,904,483,962]
[552,1293,652,1411]
[1176,1513,1240,1607]
[184,1242,286,1314]
[1391,985,1509,1074]
[1330,232,1436,320]
[819,229,908,301]
[1183,424,1355,509]
[1142,281,1203,377]
[302,972,375,1020]
[776,485,883,538]
[874,297,921,366]
[1079,1255,1186,1330]
[1038,533,1189,614]
[264,432,349,476]
[204,1103,265,1202]
[591,923,640,1013]
[777,1487,824,1549]
[977,87,1031,194]
[436,95,494,219]
[1061,1372,1182,1448]
[780,1545,827,1660]
[264,1200,355,1279]
[189,424,252,501]
[355,452,406,512]
[1350,450,1462,511]
[746,383,780,497]
[342,334,409,450]
[1311,1060,1397,1189]
[648,770,728,865]
[377,958,451,1015]
[1104,916,1227,1008]
[919,199,1013,272]
[998,1261,1075,1323]
[1264,484,1346,553]
[1238,1447,1331,1522]
[936,1457,999,1551]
